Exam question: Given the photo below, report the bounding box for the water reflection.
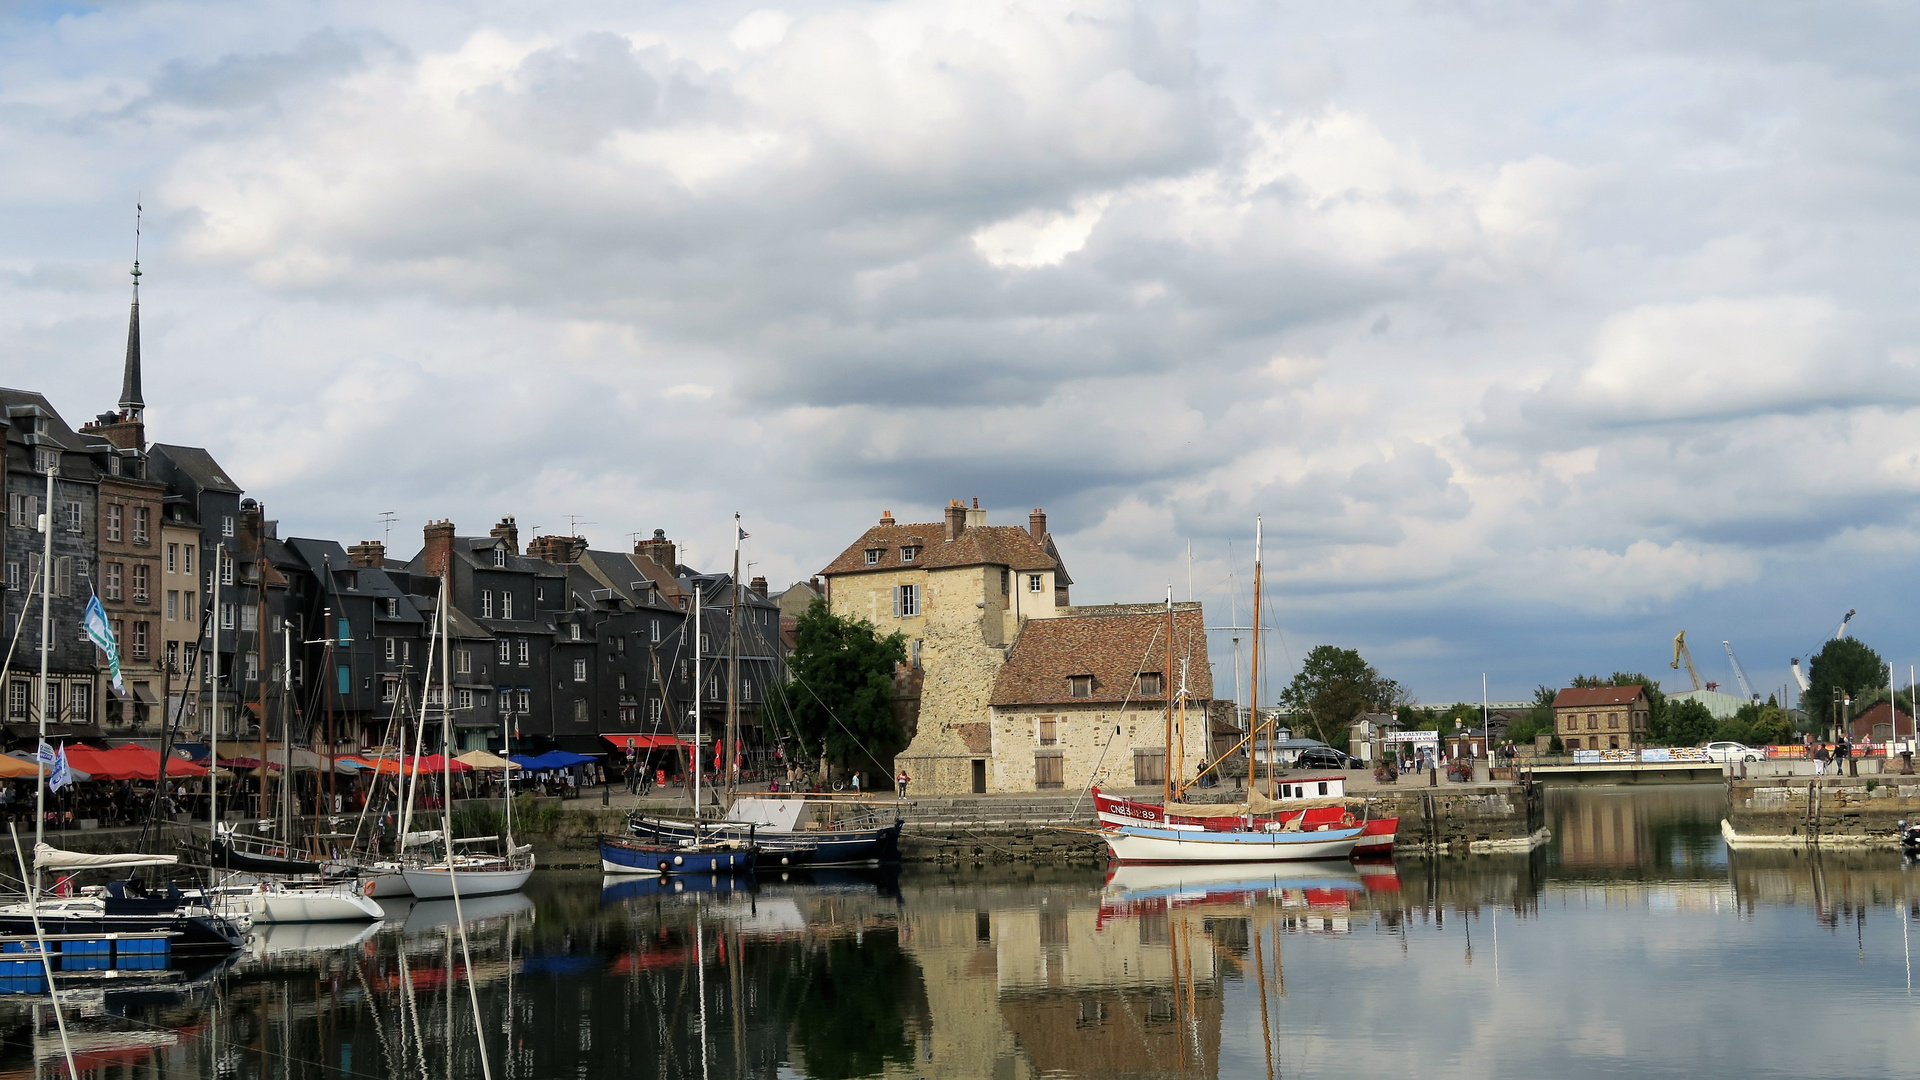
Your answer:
[4,787,1920,1078]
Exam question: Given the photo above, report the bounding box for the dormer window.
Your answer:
[900,546,917,563]
[386,598,399,617]
[569,623,582,641]
[865,549,882,566]
[1068,675,1093,698]
[1136,673,1163,696]
[493,548,506,568]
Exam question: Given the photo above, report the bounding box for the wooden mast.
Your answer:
[727,513,740,796]
[1252,516,1269,799]
[1163,585,1174,808]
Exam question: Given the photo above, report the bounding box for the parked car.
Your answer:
[1292,746,1362,770]
[1701,741,1761,763]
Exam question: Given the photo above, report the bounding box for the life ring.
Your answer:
[363,879,378,897]
[1340,812,1356,828]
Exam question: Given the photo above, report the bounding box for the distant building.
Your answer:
[1666,688,1746,721]
[1849,699,1911,743]
[1551,685,1651,751]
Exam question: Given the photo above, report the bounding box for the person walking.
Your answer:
[1813,744,1828,777]
[896,769,910,799]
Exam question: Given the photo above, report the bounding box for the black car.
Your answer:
[1292,746,1361,770]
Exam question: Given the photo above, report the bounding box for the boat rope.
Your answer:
[9,824,77,1080]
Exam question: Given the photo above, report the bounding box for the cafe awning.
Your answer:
[601,734,690,751]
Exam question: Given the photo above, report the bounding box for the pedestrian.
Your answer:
[1841,736,1855,777]
[1814,744,1828,776]
[896,769,910,799]
[852,771,862,794]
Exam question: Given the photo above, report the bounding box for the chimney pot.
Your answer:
[749,575,768,597]
[347,540,387,568]
[1029,508,1047,541]
[489,516,521,556]
[880,510,895,525]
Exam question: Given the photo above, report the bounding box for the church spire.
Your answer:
[119,202,144,420]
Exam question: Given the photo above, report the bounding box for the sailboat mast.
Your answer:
[208,534,222,843]
[1163,585,1173,808]
[257,550,270,821]
[728,513,740,796]
[693,580,703,824]
[33,466,54,867]
[1251,516,1267,799]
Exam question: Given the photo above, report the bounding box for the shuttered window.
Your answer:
[1132,749,1165,786]
[1035,753,1064,789]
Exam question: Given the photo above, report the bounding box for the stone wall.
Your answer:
[988,701,1209,793]
[1726,777,1920,844]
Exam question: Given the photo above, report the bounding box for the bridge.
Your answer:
[1526,759,1726,785]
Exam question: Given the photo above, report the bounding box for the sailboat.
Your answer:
[1096,521,1372,864]
[400,573,534,898]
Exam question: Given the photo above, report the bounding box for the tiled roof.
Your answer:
[991,604,1211,707]
[1552,686,1649,709]
[149,443,241,493]
[820,521,1059,577]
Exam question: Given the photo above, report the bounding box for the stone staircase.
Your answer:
[897,794,1098,829]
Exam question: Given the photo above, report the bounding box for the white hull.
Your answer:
[401,859,535,899]
[363,870,413,898]
[247,886,385,923]
[1104,826,1361,864]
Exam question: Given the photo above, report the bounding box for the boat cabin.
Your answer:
[1272,775,1345,801]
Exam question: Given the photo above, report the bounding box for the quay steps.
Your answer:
[897,795,1097,829]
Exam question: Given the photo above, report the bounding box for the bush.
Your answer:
[1548,735,1565,756]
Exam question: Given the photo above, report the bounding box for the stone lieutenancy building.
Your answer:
[1552,685,1651,751]
[988,603,1212,794]
[820,500,1074,795]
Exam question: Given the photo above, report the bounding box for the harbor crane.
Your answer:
[1790,609,1857,693]
[1671,631,1703,692]
[1722,640,1760,703]
[1836,609,1856,639]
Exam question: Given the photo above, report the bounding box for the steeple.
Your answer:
[119,203,144,420]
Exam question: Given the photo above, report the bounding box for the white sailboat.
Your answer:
[401,572,533,899]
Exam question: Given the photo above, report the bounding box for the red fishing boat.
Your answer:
[1092,778,1398,856]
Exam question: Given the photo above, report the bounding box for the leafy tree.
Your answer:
[1280,645,1399,747]
[763,599,908,774]
[1660,698,1718,747]
[1802,638,1887,725]
[1727,701,1794,746]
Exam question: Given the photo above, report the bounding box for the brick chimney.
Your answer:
[527,535,587,564]
[80,412,144,452]
[944,499,966,542]
[423,520,456,577]
[489,516,520,555]
[808,576,821,593]
[635,528,677,572]
[965,497,987,528]
[749,575,768,597]
[347,540,386,568]
[1029,508,1046,540]
[879,510,895,526]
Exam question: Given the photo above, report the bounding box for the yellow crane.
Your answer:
[1671,631,1702,692]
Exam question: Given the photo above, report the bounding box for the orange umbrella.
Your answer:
[0,756,43,778]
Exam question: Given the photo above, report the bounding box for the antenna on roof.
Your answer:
[565,515,595,536]
[378,511,397,547]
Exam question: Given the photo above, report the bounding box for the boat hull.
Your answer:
[401,860,535,899]
[1352,818,1398,855]
[628,816,901,866]
[1103,824,1364,864]
[0,906,243,956]
[600,836,758,876]
[246,886,385,923]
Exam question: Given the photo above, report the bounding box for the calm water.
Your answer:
[6,785,1919,1079]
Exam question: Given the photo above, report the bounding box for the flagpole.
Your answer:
[33,464,55,881]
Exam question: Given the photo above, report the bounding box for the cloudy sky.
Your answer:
[5,1,1918,705]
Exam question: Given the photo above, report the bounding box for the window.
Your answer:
[573,698,588,724]
[1069,675,1093,698]
[502,592,513,619]
[650,619,661,643]
[240,606,258,632]
[64,501,81,532]
[617,673,627,690]
[517,689,531,713]
[648,698,663,721]
[536,585,544,601]
[743,678,752,701]
[710,676,721,701]
[381,681,398,703]
[458,689,474,710]
[865,549,881,566]
[498,639,511,663]
[182,545,192,575]
[1608,712,1619,729]
[614,636,625,654]
[385,637,396,662]
[7,494,31,528]
[573,658,587,682]
[1586,713,1597,730]
[41,683,61,722]
[493,548,506,567]
[480,590,493,618]
[900,546,916,563]
[893,584,919,617]
[54,557,72,597]
[569,623,581,642]
[166,590,178,620]
[166,641,179,674]
[68,682,90,723]
[1132,748,1165,786]
[221,515,235,537]
[166,544,178,573]
[1001,568,1009,595]
[516,638,529,665]
[1136,673,1163,696]
[105,504,122,542]
[1029,574,1044,593]
[112,620,125,652]
[8,681,28,720]
[1035,753,1064,789]
[131,564,148,602]
[220,603,235,630]
[700,634,710,653]
[35,449,57,475]
[131,507,148,544]
[452,648,469,674]
[4,563,15,590]
[131,621,148,660]
[1038,718,1057,746]
[426,686,443,707]
[386,598,399,617]
[402,640,412,666]
[244,654,259,682]
[219,550,233,585]
[183,592,196,627]
[104,561,123,600]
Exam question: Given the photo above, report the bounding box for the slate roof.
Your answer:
[1551,686,1649,709]
[0,389,93,452]
[148,443,242,493]
[821,521,1063,578]
[991,604,1211,707]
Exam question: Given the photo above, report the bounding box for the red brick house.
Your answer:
[1552,685,1651,751]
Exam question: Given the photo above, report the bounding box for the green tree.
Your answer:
[1280,645,1400,747]
[1661,698,1718,746]
[1802,638,1887,725]
[763,599,909,774]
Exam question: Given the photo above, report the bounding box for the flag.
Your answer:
[83,592,124,694]
[39,741,71,793]
[737,527,750,541]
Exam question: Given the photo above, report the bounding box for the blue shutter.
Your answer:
[337,618,350,645]
[337,665,351,695]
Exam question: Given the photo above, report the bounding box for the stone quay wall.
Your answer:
[1725,776,1920,846]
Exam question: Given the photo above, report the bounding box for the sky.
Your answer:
[3,1,1918,707]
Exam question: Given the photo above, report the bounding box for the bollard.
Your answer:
[1429,762,1437,787]
[602,784,610,807]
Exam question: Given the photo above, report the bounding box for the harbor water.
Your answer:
[6,785,1917,1078]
